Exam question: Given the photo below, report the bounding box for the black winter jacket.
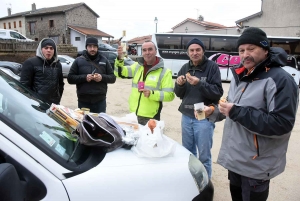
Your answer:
[20,38,64,105]
[174,56,223,118]
[67,50,116,103]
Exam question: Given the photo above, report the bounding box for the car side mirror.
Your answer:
[66,61,70,64]
[0,163,25,200]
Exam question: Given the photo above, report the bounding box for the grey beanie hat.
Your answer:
[237,27,269,50]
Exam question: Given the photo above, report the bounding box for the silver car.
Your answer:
[58,55,75,77]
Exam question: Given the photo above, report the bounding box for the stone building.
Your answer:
[0,3,114,51]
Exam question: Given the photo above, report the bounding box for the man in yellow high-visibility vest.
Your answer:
[115,40,175,125]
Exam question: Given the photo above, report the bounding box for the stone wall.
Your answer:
[0,52,77,64]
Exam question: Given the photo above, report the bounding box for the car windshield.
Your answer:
[0,71,88,167]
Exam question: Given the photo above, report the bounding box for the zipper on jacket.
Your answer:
[135,72,144,116]
[235,81,260,159]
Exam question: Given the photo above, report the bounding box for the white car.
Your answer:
[0,71,214,200]
[58,55,75,77]
[0,28,34,42]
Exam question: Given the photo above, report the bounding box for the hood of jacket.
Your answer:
[36,38,58,64]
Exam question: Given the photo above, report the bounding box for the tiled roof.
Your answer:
[0,11,31,20]
[127,35,152,45]
[25,3,99,17]
[172,18,227,30]
[235,11,263,24]
[68,25,113,38]
[0,2,99,19]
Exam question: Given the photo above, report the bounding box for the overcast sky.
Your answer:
[0,0,262,40]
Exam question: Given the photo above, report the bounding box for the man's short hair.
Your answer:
[142,40,157,50]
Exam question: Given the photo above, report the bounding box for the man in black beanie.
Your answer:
[204,27,298,201]
[68,37,116,113]
[21,38,64,105]
[174,38,223,179]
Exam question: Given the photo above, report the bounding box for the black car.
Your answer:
[76,51,135,67]
[98,43,117,52]
[0,61,22,75]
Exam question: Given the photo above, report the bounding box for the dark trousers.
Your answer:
[228,171,270,201]
[78,99,106,113]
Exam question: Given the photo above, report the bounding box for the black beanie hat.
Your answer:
[237,27,269,50]
[41,39,56,49]
[186,38,205,51]
[86,37,98,49]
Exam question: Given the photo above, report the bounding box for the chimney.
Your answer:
[32,3,36,11]
[8,8,11,16]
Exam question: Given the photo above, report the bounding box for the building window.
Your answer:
[3,23,6,29]
[14,21,16,28]
[29,22,36,35]
[75,37,81,41]
[35,38,38,41]
[19,21,22,27]
[49,20,54,28]
[8,22,11,29]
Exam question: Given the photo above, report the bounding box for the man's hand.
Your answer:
[139,89,151,98]
[86,74,94,82]
[176,75,186,86]
[219,102,234,116]
[93,73,102,82]
[186,73,199,86]
[194,105,213,118]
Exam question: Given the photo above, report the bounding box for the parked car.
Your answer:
[0,67,20,80]
[0,70,214,201]
[76,51,135,67]
[0,28,34,42]
[0,61,22,75]
[58,55,75,77]
[98,43,117,51]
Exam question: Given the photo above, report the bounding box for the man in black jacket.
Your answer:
[174,38,223,179]
[67,37,116,113]
[20,38,64,105]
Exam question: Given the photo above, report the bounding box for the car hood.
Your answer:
[62,139,200,201]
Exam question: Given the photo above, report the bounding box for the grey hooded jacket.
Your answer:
[20,38,64,104]
[209,47,299,180]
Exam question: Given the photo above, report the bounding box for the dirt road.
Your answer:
[61,78,300,201]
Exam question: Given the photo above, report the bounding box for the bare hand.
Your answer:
[176,75,186,86]
[186,73,199,86]
[219,102,234,116]
[194,105,213,118]
[139,89,151,98]
[93,73,102,82]
[86,74,94,82]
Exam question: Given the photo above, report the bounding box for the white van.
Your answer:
[0,29,34,42]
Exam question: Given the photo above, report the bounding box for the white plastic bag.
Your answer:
[131,120,176,157]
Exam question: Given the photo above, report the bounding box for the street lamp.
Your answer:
[154,17,158,33]
[185,27,188,33]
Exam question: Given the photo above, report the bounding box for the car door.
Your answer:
[0,132,69,200]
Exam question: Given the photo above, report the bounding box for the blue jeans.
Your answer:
[78,99,106,113]
[181,114,215,178]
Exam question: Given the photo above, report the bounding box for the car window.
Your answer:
[59,57,67,63]
[0,31,6,36]
[10,31,20,39]
[0,71,89,167]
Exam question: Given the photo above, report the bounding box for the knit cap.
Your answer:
[186,38,205,51]
[236,27,269,50]
[86,37,98,49]
[41,39,56,49]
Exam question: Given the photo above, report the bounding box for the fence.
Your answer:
[0,39,38,53]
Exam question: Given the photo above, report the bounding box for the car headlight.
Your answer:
[188,154,209,193]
